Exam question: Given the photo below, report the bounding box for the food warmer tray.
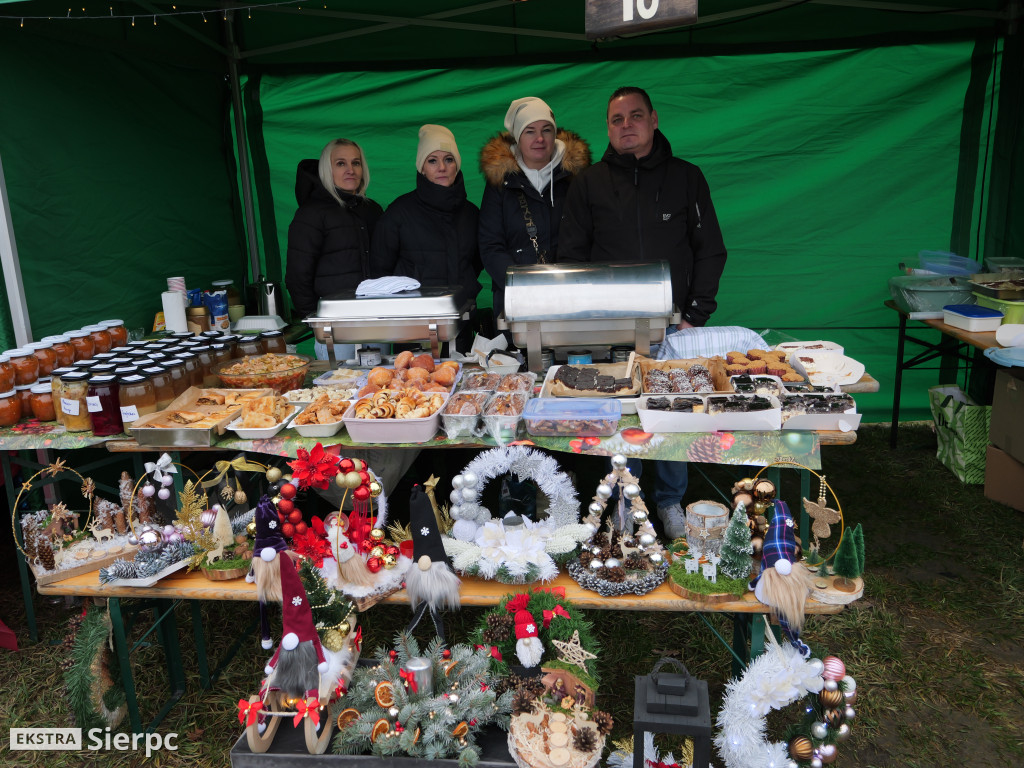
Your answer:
[967,272,1024,300]
[306,287,474,364]
[497,262,680,372]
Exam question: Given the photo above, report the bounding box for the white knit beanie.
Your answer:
[504,97,556,143]
[416,124,461,175]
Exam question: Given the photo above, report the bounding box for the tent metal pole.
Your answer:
[0,153,32,345]
[225,12,263,286]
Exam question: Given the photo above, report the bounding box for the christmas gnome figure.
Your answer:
[405,484,460,643]
[513,609,544,667]
[325,514,376,589]
[247,495,292,649]
[263,553,330,699]
[749,500,815,657]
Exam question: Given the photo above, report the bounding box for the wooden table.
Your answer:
[885,299,1003,447]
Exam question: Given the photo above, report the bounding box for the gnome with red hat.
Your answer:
[513,608,544,667]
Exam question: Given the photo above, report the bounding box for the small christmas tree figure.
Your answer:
[831,524,864,592]
[852,522,865,574]
[719,506,754,580]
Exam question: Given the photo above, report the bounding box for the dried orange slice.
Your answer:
[374,680,395,708]
[371,718,390,743]
[413,727,421,745]
[444,660,459,677]
[452,721,469,738]
[336,707,359,730]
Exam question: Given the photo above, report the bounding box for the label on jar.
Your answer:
[120,404,140,422]
[86,396,103,413]
[61,397,80,416]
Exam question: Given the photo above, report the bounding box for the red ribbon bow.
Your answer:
[399,668,418,693]
[532,586,567,598]
[237,699,263,727]
[293,698,320,728]
[352,626,363,652]
[475,644,503,661]
[542,605,571,628]
[333,682,347,701]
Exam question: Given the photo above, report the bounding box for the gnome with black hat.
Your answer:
[749,500,815,657]
[405,484,460,643]
[247,494,293,649]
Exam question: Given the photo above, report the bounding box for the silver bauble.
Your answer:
[835,724,851,742]
[450,504,463,518]
[461,487,478,503]
[810,758,823,768]
[449,693,459,703]
[639,533,656,546]
[841,674,856,692]
[787,762,800,768]
[604,557,620,569]
[632,508,649,524]
[806,658,825,676]
[623,483,641,500]
[844,706,855,721]
[610,454,628,469]
[450,489,463,504]
[588,559,604,571]
[590,546,603,556]
[588,502,604,515]
[810,721,828,740]
[452,475,465,490]
[648,552,664,565]
[595,484,612,500]
[824,679,838,692]
[389,707,399,717]
[461,472,478,487]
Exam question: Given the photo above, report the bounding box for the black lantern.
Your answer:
[633,658,712,768]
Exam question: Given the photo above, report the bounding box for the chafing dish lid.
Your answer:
[312,286,471,320]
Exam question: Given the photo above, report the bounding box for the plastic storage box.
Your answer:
[523,397,621,437]
[983,256,1024,273]
[889,275,974,314]
[974,293,1024,325]
[917,251,980,276]
[942,304,1004,332]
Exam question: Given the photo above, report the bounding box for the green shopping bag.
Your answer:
[928,385,992,484]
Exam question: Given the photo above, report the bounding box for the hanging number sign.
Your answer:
[585,0,697,39]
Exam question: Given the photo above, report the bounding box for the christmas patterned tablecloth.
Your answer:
[0,420,115,450]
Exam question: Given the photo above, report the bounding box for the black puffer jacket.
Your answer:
[371,171,481,303]
[559,130,727,327]
[478,130,591,318]
[284,159,383,318]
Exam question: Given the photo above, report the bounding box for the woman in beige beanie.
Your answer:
[478,97,591,324]
[372,125,481,345]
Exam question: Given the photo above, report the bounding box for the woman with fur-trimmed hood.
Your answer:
[478,97,591,321]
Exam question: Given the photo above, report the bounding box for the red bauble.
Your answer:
[277,499,294,515]
[366,556,382,573]
[442,649,452,659]
[353,486,371,502]
[339,458,354,473]
[294,521,308,536]
[358,470,370,485]
[385,545,399,557]
[279,483,297,500]
[359,539,375,553]
[281,522,295,538]
[288,509,303,524]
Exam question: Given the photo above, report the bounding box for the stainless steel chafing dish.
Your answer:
[497,262,679,372]
[306,287,474,363]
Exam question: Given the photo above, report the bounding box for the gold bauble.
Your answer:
[820,688,845,708]
[344,471,362,489]
[246,521,257,536]
[323,628,345,652]
[369,528,385,542]
[753,501,767,515]
[788,735,813,761]
[234,489,248,505]
[382,554,397,569]
[266,467,283,483]
[337,620,351,637]
[272,495,282,505]
[351,459,364,470]
[370,546,385,559]
[335,473,348,488]
[369,481,383,498]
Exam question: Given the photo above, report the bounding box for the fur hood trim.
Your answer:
[479,129,592,187]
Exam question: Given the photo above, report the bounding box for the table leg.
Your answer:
[3,452,37,642]
[109,598,143,734]
[731,614,750,677]
[890,312,908,448]
[799,470,811,551]
[192,601,210,689]
[750,616,767,659]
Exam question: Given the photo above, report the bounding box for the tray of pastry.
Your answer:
[130,387,274,446]
[538,358,640,414]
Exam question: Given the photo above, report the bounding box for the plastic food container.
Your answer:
[943,304,1004,332]
[917,251,980,276]
[441,391,490,439]
[291,402,347,438]
[523,397,621,437]
[213,353,311,394]
[889,275,974,314]
[227,407,297,439]
[483,392,529,443]
[974,293,1024,325]
[343,398,446,444]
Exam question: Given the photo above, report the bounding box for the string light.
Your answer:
[5,0,304,23]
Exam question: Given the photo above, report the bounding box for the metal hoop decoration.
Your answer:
[126,462,207,537]
[10,460,95,558]
[752,460,845,564]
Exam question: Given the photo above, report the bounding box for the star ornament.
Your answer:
[551,630,596,669]
[45,458,67,477]
[802,496,841,542]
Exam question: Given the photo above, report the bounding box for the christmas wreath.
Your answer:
[63,607,126,730]
[331,632,512,767]
[443,446,591,584]
[714,621,859,768]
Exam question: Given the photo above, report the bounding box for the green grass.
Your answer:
[1,424,1022,766]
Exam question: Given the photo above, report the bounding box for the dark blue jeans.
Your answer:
[615,459,689,509]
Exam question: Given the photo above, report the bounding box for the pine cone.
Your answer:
[609,544,623,559]
[598,566,626,583]
[578,550,593,568]
[572,727,598,753]
[482,628,499,645]
[686,434,724,463]
[511,690,536,716]
[486,612,514,641]
[519,677,546,698]
[592,710,613,736]
[37,540,56,571]
[624,553,645,570]
[592,532,608,548]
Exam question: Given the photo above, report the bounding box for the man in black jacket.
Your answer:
[559,87,728,538]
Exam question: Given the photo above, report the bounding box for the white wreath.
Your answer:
[714,620,826,768]
[442,446,591,584]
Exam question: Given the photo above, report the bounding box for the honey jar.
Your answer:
[260,330,287,354]
[58,372,93,432]
[118,373,157,434]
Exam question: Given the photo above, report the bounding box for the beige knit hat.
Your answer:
[416,124,461,174]
[504,97,556,143]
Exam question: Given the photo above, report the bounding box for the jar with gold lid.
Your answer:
[0,389,20,427]
[7,348,40,387]
[65,329,95,361]
[42,335,76,367]
[82,324,113,354]
[98,319,128,347]
[58,372,93,432]
[29,382,56,422]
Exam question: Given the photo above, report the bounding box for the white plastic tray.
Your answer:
[227,406,297,439]
[291,402,347,437]
[342,396,448,444]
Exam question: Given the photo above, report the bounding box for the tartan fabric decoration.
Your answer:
[928,385,992,485]
[754,501,799,582]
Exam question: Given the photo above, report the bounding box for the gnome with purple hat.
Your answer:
[749,500,815,656]
[405,484,460,643]
[246,494,292,649]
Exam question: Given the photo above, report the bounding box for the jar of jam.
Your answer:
[125,349,151,361]
[141,364,176,410]
[109,357,134,367]
[43,335,76,367]
[99,319,128,347]
[200,330,223,340]
[86,374,123,436]
[210,342,231,370]
[73,359,100,372]
[176,351,202,388]
[82,324,113,354]
[59,372,93,432]
[179,339,203,349]
[260,330,287,354]
[127,340,150,349]
[50,367,76,426]
[90,363,118,376]
[65,329,95,361]
[193,346,218,387]
[237,334,263,357]
[25,341,57,377]
[220,334,241,358]
[170,331,195,341]
[118,373,157,434]
[0,354,14,393]
[0,389,20,427]
[113,366,139,377]
[29,382,56,422]
[7,348,40,387]
[15,384,34,418]
[163,358,189,396]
